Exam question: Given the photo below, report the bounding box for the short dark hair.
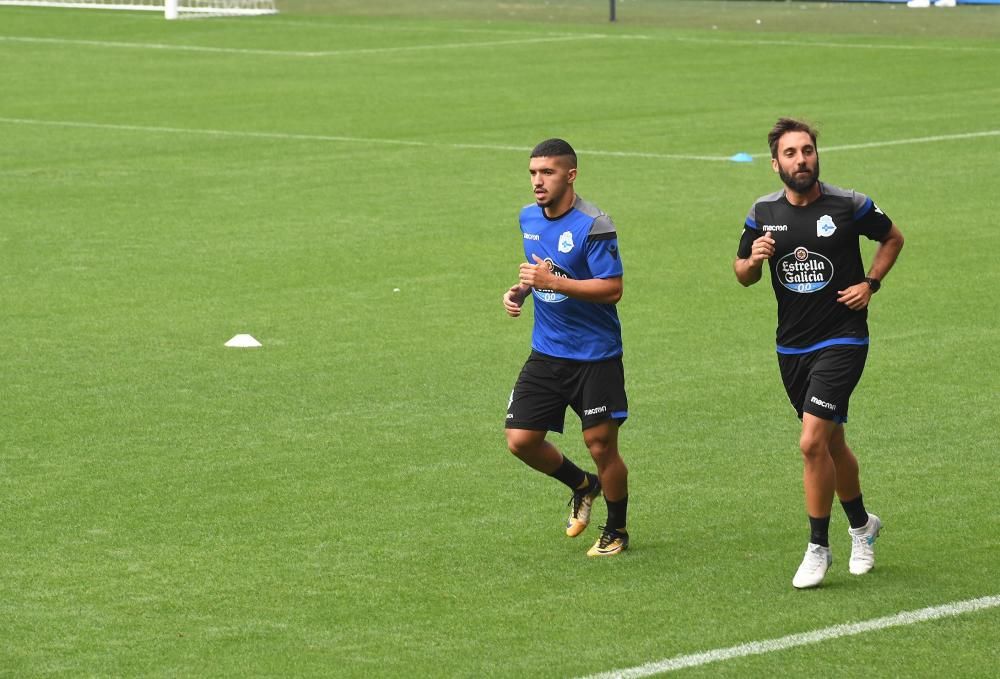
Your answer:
[768,118,818,158]
[530,138,577,167]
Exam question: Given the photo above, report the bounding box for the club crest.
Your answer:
[816,215,837,238]
[558,231,574,253]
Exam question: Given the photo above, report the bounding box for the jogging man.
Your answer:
[734,118,904,588]
[503,138,630,557]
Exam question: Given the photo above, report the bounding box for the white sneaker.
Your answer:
[793,543,832,589]
[906,0,930,7]
[849,513,882,575]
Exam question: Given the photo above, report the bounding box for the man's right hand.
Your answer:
[749,234,776,266]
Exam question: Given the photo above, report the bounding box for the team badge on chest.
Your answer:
[816,215,837,238]
[558,231,575,253]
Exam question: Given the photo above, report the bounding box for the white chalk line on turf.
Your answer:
[668,35,1000,53]
[579,594,1000,679]
[748,129,1000,158]
[0,117,997,163]
[261,19,649,40]
[0,117,732,161]
[0,33,609,57]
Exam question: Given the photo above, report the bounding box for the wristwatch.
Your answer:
[865,277,881,293]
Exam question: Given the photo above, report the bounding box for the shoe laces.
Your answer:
[567,480,595,518]
[596,525,619,549]
[803,545,829,569]
[851,531,875,549]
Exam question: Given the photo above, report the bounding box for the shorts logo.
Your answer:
[817,215,837,238]
[778,247,834,294]
[558,231,574,253]
[810,396,837,411]
[533,259,570,304]
[583,405,607,416]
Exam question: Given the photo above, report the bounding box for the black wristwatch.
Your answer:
[865,277,881,293]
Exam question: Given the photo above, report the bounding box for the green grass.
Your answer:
[1,1,999,676]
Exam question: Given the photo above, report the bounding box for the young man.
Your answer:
[734,118,904,588]
[502,138,630,557]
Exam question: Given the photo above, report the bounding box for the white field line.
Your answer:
[0,117,996,163]
[0,117,733,161]
[0,33,610,57]
[5,31,993,57]
[668,35,1000,53]
[580,594,1000,679]
[215,24,1000,54]
[259,18,999,54]
[750,129,1000,159]
[261,19,634,38]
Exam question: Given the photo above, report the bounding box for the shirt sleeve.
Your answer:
[586,214,623,279]
[851,192,893,241]
[737,205,759,258]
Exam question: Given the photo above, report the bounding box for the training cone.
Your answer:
[729,152,753,163]
[225,334,262,348]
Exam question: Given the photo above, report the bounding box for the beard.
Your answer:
[779,160,820,193]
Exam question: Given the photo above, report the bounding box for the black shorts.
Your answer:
[505,350,629,433]
[778,344,868,424]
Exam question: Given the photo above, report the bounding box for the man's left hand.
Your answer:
[837,282,873,310]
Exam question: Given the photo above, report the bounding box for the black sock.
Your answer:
[548,456,586,491]
[605,495,629,532]
[809,515,830,547]
[841,494,869,530]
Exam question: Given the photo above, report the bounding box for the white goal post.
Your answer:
[0,0,277,19]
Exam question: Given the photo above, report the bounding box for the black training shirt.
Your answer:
[738,182,893,352]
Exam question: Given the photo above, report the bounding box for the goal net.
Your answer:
[0,0,278,19]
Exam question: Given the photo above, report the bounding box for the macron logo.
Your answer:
[583,405,608,416]
[810,396,837,411]
[523,233,540,241]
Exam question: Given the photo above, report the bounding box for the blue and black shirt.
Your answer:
[519,196,623,361]
[738,182,893,354]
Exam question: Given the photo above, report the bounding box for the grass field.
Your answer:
[2,1,999,676]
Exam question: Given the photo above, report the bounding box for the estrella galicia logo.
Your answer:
[533,258,571,303]
[816,214,837,238]
[777,247,834,293]
[558,231,574,253]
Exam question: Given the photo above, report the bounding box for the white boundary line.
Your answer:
[3,31,993,57]
[0,33,610,56]
[580,595,1000,678]
[667,35,1000,53]
[751,129,1000,158]
[0,117,996,163]
[0,117,733,161]
[262,20,597,37]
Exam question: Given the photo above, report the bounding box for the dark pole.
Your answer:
[610,0,616,22]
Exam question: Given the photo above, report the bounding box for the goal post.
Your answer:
[164,0,277,19]
[0,0,278,19]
